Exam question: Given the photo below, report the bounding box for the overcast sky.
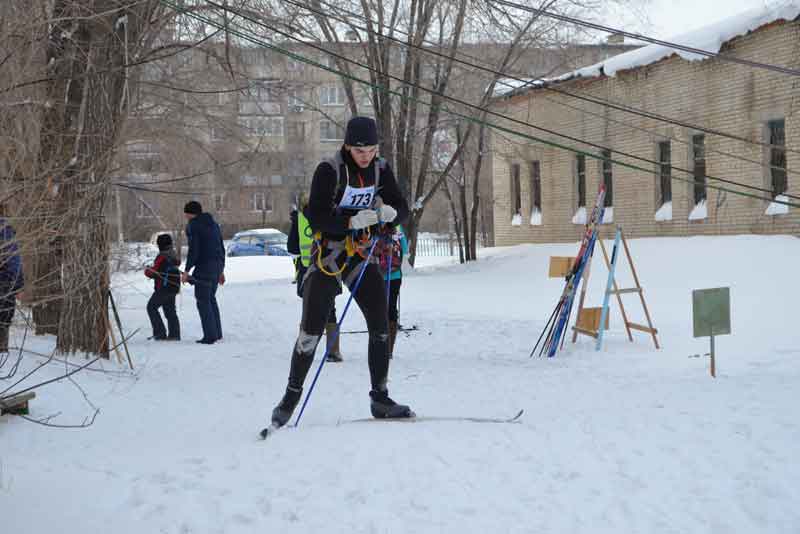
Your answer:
[605,0,782,39]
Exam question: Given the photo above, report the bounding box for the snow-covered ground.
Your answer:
[2,235,799,533]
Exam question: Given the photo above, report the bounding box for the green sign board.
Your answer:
[692,287,731,338]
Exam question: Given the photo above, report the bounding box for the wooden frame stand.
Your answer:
[572,227,660,350]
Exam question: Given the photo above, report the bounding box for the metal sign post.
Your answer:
[692,287,731,378]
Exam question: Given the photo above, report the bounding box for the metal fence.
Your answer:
[415,235,485,257]
[415,236,455,257]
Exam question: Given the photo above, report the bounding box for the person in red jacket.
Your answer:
[144,234,181,341]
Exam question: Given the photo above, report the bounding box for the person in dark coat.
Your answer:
[181,201,226,344]
[144,234,181,341]
[0,217,24,353]
[269,116,414,428]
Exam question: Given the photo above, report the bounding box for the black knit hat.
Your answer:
[156,233,173,251]
[344,116,378,147]
[184,200,202,215]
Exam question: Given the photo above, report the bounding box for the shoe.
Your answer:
[326,352,343,363]
[196,338,216,344]
[152,335,167,341]
[369,390,415,419]
[165,336,181,341]
[271,387,303,427]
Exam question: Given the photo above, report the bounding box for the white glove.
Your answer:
[349,209,379,229]
[376,204,397,223]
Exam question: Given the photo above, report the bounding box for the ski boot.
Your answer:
[271,386,302,428]
[369,389,415,419]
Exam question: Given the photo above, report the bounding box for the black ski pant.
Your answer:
[387,278,402,322]
[147,292,180,339]
[297,260,337,323]
[286,253,389,393]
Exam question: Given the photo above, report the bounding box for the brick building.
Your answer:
[490,6,800,246]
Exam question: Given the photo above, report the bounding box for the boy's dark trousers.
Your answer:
[147,292,180,339]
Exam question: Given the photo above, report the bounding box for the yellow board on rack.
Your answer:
[548,257,575,278]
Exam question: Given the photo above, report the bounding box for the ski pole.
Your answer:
[293,237,379,427]
[530,302,561,357]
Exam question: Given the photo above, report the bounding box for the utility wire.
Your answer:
[278,0,800,198]
[184,0,798,208]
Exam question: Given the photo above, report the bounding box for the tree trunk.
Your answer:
[469,123,487,261]
[443,178,464,264]
[37,1,157,354]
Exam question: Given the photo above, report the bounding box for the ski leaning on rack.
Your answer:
[259,409,524,439]
[532,185,606,358]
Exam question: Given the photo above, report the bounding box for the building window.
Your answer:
[601,149,613,207]
[767,119,787,198]
[286,121,305,139]
[320,119,344,141]
[692,134,707,205]
[576,154,586,207]
[510,163,521,216]
[271,175,284,186]
[243,117,284,137]
[319,84,346,106]
[658,141,672,205]
[246,80,278,102]
[250,191,272,212]
[288,90,305,112]
[286,58,304,73]
[136,199,152,218]
[529,161,541,213]
[214,192,227,212]
[210,126,227,141]
[321,54,336,69]
[288,157,305,177]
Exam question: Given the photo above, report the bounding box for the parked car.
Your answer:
[227,228,290,257]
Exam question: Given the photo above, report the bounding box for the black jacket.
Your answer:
[306,148,409,242]
[185,212,226,276]
[145,250,180,294]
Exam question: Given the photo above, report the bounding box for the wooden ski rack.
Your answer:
[572,227,660,350]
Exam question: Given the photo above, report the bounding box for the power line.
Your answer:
[490,0,800,77]
[190,0,798,208]
[283,0,800,170]
[276,0,800,200]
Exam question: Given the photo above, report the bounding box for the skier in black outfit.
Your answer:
[270,116,414,426]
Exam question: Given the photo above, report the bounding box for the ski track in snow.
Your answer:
[2,235,799,533]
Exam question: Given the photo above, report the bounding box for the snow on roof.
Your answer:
[491,77,545,98]
[495,2,800,98]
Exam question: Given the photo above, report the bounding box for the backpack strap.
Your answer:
[325,152,347,209]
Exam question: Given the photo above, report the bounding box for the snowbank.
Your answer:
[3,234,800,534]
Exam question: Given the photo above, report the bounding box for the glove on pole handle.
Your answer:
[293,237,380,427]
